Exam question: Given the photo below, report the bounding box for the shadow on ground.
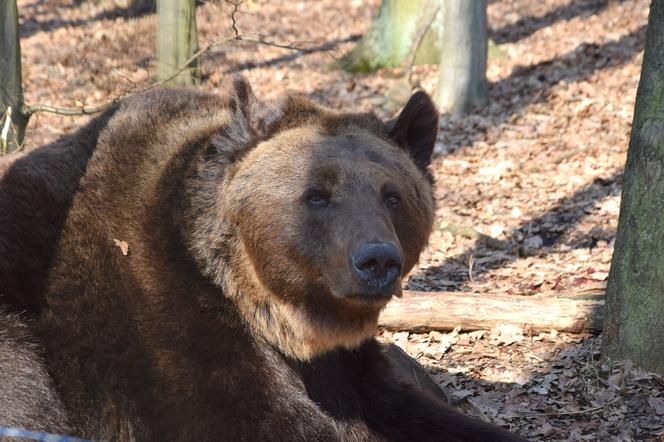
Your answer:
[20,3,153,39]
[490,0,612,44]
[413,170,622,290]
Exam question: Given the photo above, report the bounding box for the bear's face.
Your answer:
[228,126,434,308]
[197,87,438,359]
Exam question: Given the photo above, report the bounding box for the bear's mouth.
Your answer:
[346,284,403,305]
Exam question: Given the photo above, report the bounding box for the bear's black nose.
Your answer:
[351,242,403,295]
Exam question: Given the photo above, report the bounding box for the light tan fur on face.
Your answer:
[227,268,378,361]
[199,201,384,361]
[186,111,433,361]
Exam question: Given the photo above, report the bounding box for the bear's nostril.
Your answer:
[358,258,378,272]
[385,258,399,269]
[351,242,403,294]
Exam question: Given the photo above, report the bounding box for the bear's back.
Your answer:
[0,89,233,315]
[0,107,116,313]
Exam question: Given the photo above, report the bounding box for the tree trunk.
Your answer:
[156,0,200,86]
[436,0,488,114]
[340,0,443,73]
[0,0,28,153]
[603,0,664,375]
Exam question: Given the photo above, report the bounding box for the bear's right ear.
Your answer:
[209,76,290,164]
[229,75,286,139]
[231,76,253,104]
[386,91,439,173]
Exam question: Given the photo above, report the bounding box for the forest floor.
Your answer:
[12,0,664,440]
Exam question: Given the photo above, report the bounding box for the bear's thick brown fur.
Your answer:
[0,311,70,434]
[0,79,523,441]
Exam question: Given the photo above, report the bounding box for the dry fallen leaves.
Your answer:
[384,329,664,440]
[113,238,129,256]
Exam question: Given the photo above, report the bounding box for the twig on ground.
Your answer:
[225,1,332,53]
[468,254,475,283]
[525,147,591,173]
[440,221,540,257]
[440,221,514,252]
[225,0,243,39]
[239,36,322,52]
[523,398,620,417]
[23,103,110,117]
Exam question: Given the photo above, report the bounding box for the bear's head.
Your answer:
[187,79,438,360]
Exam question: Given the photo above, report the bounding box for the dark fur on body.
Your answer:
[0,79,523,441]
[0,312,69,435]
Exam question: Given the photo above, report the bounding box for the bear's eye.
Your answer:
[385,192,400,208]
[305,190,329,207]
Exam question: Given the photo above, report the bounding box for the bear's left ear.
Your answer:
[386,91,439,172]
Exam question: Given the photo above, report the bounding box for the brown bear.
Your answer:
[0,78,524,441]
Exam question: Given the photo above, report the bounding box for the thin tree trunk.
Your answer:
[603,0,664,375]
[436,0,488,114]
[156,0,200,86]
[340,0,443,73]
[0,0,28,153]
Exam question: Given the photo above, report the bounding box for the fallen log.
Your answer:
[379,290,605,334]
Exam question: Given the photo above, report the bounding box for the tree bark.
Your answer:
[379,291,605,334]
[0,0,28,153]
[340,0,443,73]
[156,0,200,86]
[435,0,488,114]
[603,0,664,374]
